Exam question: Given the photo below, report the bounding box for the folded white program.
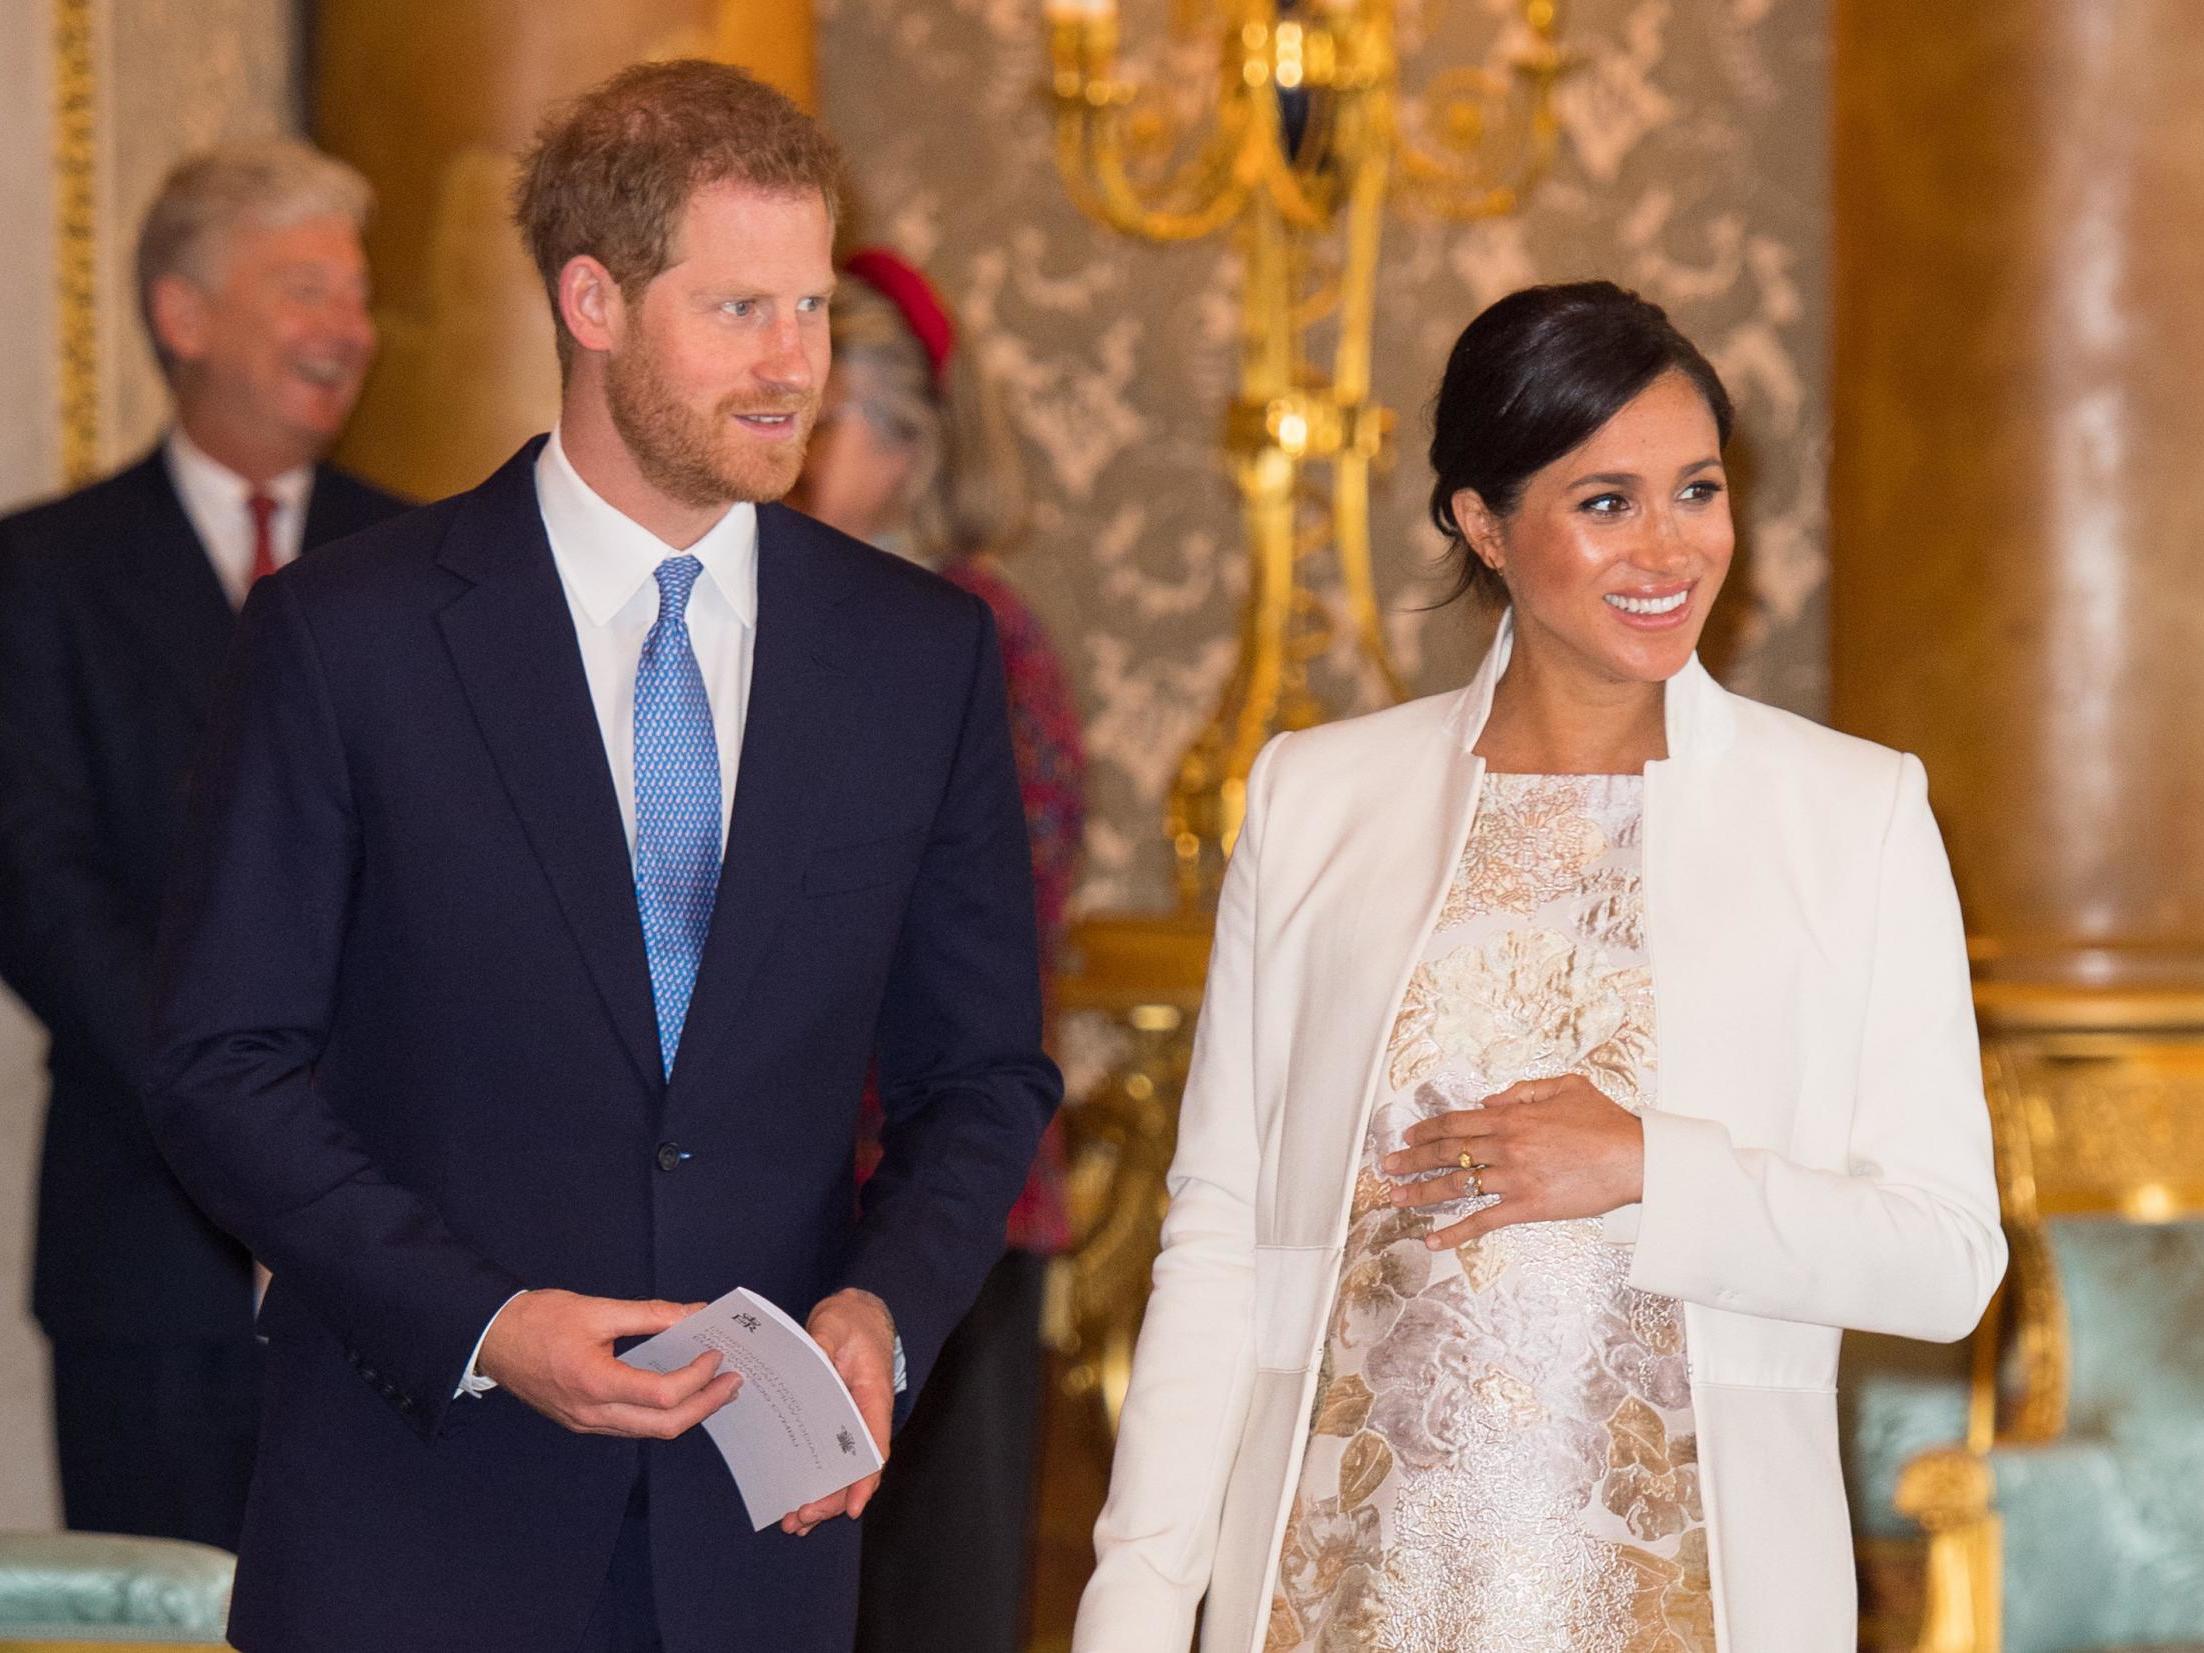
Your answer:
[620,1286,885,1530]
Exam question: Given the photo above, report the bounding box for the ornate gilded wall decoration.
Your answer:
[54,0,99,486]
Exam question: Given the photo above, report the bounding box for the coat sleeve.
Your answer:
[0,531,156,1090]
[1629,753,2007,1342]
[839,596,1064,1411]
[1074,735,1283,1651]
[143,573,525,1438]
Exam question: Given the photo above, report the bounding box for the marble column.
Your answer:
[1831,1,2204,986]
[315,1,816,502]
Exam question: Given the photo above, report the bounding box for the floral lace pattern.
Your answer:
[1266,774,1713,1653]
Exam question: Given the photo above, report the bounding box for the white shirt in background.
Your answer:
[163,426,312,608]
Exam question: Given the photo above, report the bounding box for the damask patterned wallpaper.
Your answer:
[818,0,1829,914]
[100,0,298,465]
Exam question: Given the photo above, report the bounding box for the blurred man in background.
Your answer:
[0,137,406,1548]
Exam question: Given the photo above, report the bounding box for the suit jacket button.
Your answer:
[655,1142,687,1173]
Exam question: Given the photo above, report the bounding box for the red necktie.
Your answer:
[246,491,279,586]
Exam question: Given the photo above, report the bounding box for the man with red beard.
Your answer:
[142,60,1057,1653]
[0,139,403,1550]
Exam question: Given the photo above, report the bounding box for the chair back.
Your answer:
[1973,987,2204,1449]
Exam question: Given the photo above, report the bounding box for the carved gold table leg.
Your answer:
[1050,1003,1193,1429]
[1049,916,1211,1433]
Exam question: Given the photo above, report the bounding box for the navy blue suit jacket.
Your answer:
[145,440,1060,1652]
[0,451,406,1343]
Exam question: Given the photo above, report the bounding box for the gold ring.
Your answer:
[1457,1149,1476,1171]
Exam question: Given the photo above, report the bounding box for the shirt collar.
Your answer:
[535,425,759,630]
[164,424,314,516]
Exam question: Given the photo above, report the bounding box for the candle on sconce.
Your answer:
[1046,0,1115,94]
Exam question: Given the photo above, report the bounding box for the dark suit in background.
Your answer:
[144,441,1059,1651]
[0,450,406,1546]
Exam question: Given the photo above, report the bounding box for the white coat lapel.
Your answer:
[1273,630,1750,1247]
[1644,663,1822,1160]
[1265,626,1513,1242]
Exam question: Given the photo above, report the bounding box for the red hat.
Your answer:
[842,247,957,389]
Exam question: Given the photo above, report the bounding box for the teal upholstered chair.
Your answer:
[1842,1332,1973,1645]
[0,1532,231,1648]
[1893,994,2204,1653]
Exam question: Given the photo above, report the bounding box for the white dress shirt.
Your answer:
[535,426,757,856]
[163,427,312,608]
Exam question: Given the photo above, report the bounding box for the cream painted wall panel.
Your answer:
[0,982,56,1537]
[0,0,61,508]
[0,0,63,1536]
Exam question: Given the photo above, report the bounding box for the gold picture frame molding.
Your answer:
[54,0,99,486]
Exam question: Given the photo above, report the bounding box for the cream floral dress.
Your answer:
[1265,773,1714,1653]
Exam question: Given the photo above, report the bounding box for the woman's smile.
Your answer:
[1603,581,1696,627]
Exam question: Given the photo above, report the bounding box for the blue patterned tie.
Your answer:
[633,555,722,1078]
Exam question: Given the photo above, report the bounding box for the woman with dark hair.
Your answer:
[1074,282,2004,1652]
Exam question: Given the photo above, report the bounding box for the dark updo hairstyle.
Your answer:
[1428,280,1734,607]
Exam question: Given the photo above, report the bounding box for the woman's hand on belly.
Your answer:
[1381,1075,1646,1248]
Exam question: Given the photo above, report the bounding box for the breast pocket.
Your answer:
[1252,1244,1342,1373]
[802,828,926,898]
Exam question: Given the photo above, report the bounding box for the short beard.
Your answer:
[604,333,816,509]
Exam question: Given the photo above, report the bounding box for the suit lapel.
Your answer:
[435,442,665,1093]
[90,453,236,717]
[670,506,853,1093]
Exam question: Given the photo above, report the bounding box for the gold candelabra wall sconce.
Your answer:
[1043,0,1569,1429]
[1050,0,1567,905]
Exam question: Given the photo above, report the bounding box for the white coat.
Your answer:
[1073,620,2006,1652]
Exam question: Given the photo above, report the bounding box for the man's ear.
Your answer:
[1451,486,1507,578]
[558,255,625,356]
[148,274,210,368]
